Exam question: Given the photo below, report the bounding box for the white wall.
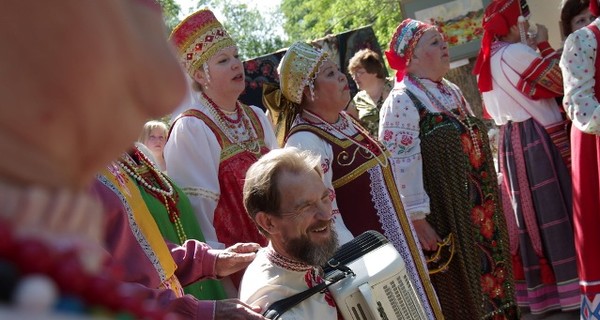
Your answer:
[528,0,564,49]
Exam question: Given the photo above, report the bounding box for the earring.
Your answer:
[203,62,211,85]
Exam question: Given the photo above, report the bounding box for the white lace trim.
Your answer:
[367,166,435,320]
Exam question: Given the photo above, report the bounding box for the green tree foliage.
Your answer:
[157,0,181,32]
[281,0,402,50]
[196,0,290,60]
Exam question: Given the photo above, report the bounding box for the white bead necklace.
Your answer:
[199,92,261,156]
[302,109,389,168]
[117,153,174,198]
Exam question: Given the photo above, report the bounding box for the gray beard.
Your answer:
[285,227,339,266]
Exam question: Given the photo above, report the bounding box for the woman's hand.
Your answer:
[411,218,442,252]
[214,242,262,277]
[534,24,549,44]
[215,299,267,320]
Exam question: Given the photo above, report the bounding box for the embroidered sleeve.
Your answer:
[505,43,563,99]
[519,42,563,99]
[378,89,430,217]
[560,29,600,134]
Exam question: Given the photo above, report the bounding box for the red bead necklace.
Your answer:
[118,149,187,243]
[0,219,168,319]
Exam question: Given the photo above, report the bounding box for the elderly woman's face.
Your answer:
[311,60,351,112]
[412,29,450,80]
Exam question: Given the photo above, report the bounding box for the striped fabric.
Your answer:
[499,118,580,314]
[545,120,571,169]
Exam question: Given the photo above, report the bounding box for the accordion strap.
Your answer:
[262,260,354,320]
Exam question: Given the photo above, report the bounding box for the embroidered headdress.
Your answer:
[263,42,328,146]
[473,0,530,92]
[170,9,236,76]
[385,19,436,81]
[278,42,329,104]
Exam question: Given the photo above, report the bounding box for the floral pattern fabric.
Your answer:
[379,76,517,319]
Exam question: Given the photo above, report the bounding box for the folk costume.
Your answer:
[381,19,518,319]
[95,163,222,319]
[239,245,338,320]
[474,0,580,314]
[560,2,600,316]
[264,42,444,320]
[165,9,278,291]
[117,145,227,300]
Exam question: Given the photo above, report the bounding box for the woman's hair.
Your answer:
[348,48,386,79]
[560,0,590,37]
[138,120,168,144]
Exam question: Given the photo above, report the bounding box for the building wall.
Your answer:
[528,0,564,48]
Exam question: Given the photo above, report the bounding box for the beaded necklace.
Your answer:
[118,150,188,244]
[0,219,168,319]
[407,73,481,157]
[302,109,389,168]
[199,92,261,157]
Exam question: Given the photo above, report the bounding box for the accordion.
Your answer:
[324,231,428,320]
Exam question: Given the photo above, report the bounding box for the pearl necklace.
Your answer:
[408,74,481,157]
[303,109,389,168]
[199,92,261,157]
[118,153,173,198]
[118,150,188,243]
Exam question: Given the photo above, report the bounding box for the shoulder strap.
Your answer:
[587,24,600,95]
[405,89,427,115]
[167,109,224,147]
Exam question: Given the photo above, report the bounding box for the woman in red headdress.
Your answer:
[381,18,518,319]
[473,0,580,316]
[560,0,600,318]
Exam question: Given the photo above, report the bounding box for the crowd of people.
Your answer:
[2,0,600,319]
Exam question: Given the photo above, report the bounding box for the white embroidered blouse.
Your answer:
[379,77,474,218]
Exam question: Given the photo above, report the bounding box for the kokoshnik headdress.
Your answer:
[170,8,236,77]
[263,42,329,146]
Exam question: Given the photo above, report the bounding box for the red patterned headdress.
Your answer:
[385,19,436,81]
[170,9,236,76]
[473,0,530,92]
[591,0,600,15]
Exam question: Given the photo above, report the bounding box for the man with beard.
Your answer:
[240,147,340,319]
